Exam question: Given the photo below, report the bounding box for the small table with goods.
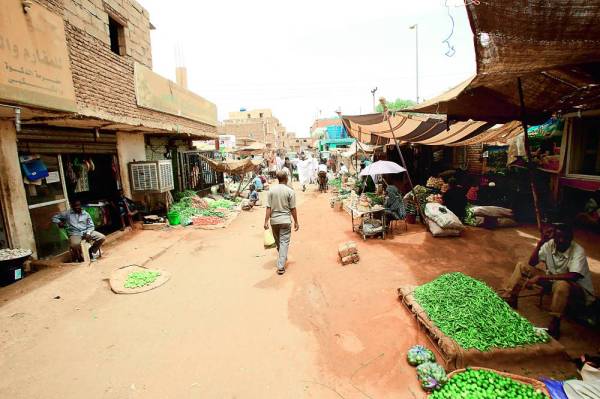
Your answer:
[350,206,386,240]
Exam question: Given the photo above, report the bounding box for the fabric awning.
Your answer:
[340,141,382,158]
[199,156,262,175]
[406,1,600,124]
[341,112,502,146]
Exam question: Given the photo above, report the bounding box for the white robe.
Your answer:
[297,159,312,186]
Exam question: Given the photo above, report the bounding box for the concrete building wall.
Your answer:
[31,0,216,136]
[116,131,146,198]
[218,117,285,147]
[0,122,37,256]
[228,109,273,120]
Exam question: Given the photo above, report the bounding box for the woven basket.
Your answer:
[444,367,549,397]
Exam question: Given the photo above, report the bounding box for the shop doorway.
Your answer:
[21,153,123,258]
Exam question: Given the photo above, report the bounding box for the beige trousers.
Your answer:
[505,262,574,317]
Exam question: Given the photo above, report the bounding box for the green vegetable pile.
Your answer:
[413,273,549,351]
[365,192,384,205]
[200,209,225,218]
[416,362,448,392]
[329,178,342,190]
[430,368,546,399]
[124,270,161,289]
[407,345,436,366]
[209,199,236,210]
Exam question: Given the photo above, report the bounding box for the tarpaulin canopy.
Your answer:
[341,112,498,146]
[340,141,382,158]
[199,155,262,175]
[406,1,600,124]
[233,142,266,156]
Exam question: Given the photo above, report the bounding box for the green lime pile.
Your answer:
[413,273,549,351]
[124,270,161,289]
[430,368,547,399]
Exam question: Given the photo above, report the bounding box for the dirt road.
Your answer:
[1,187,598,398]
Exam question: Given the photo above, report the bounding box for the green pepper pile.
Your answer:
[413,273,549,351]
[430,368,547,399]
[124,270,161,289]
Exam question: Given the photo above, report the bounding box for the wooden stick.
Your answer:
[517,77,543,231]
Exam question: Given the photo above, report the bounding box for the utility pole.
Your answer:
[370,87,378,111]
[409,24,419,103]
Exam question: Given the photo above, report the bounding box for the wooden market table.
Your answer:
[348,206,386,240]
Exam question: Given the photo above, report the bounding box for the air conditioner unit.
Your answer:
[128,160,174,193]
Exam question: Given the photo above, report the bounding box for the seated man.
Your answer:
[113,189,138,230]
[52,200,105,262]
[501,223,595,339]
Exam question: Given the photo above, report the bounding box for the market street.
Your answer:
[1,186,599,399]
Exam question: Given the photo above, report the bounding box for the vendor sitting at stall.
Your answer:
[442,178,467,221]
[384,185,406,229]
[252,174,264,191]
[113,189,138,230]
[501,223,595,339]
[52,200,106,262]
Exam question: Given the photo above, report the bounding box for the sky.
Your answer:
[138,0,476,137]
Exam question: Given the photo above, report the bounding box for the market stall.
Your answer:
[398,273,566,373]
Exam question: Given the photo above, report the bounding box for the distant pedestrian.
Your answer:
[264,170,299,275]
[282,157,293,188]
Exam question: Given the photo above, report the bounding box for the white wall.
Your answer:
[116,132,146,198]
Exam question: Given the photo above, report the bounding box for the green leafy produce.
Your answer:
[365,192,384,205]
[416,362,448,392]
[407,345,436,366]
[209,199,236,210]
[329,178,342,190]
[124,270,161,289]
[200,209,225,218]
[175,190,198,201]
[430,368,547,399]
[413,273,549,351]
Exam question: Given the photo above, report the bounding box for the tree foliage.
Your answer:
[375,98,416,113]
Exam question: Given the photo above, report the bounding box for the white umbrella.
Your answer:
[359,160,406,177]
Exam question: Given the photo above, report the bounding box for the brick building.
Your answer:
[218,108,288,149]
[0,0,217,259]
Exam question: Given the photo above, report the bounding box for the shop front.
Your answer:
[17,127,124,258]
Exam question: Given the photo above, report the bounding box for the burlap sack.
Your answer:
[341,253,359,265]
[338,241,358,258]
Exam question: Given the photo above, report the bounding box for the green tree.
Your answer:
[375,98,415,113]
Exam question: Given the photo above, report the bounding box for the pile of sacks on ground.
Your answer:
[465,205,517,228]
[424,202,465,237]
[338,241,359,265]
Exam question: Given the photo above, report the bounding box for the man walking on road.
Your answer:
[264,170,299,275]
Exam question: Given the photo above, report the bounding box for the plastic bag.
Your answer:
[264,230,276,249]
[539,377,568,399]
[416,362,448,392]
[407,345,436,366]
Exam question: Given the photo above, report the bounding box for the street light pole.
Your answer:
[410,24,419,103]
[370,87,378,111]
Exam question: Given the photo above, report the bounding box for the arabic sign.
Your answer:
[0,0,77,112]
[134,63,217,127]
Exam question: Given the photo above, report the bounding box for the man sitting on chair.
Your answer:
[501,223,595,339]
[52,200,105,262]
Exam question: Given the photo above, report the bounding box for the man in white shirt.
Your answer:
[502,223,595,339]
